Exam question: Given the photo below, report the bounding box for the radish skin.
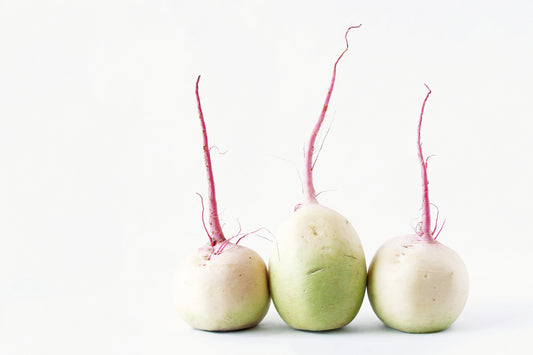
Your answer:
[173,76,269,331]
[368,235,468,333]
[271,204,366,330]
[269,26,367,331]
[175,244,270,331]
[367,86,469,333]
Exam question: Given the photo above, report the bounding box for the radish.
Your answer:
[173,76,270,331]
[367,85,469,333]
[268,26,367,331]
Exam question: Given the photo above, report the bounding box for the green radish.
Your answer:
[269,26,367,331]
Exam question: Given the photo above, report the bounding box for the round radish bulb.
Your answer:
[269,26,367,331]
[175,244,269,331]
[173,76,269,331]
[270,204,366,330]
[367,86,469,333]
[368,235,468,333]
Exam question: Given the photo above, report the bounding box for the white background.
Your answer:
[1,1,532,354]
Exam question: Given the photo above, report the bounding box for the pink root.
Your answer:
[214,227,272,255]
[434,218,446,240]
[416,84,441,241]
[431,203,440,236]
[215,240,230,255]
[311,114,336,170]
[195,75,226,247]
[196,193,213,246]
[235,227,265,245]
[303,25,361,205]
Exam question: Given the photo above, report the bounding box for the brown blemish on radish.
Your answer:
[307,267,324,276]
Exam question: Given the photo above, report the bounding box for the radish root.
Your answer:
[416,84,445,241]
[195,75,226,250]
[303,25,361,204]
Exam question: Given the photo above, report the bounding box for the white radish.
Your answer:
[173,76,270,331]
[268,26,367,331]
[367,85,469,333]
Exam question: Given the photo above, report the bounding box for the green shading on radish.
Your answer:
[268,26,367,331]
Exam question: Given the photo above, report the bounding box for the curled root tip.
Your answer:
[304,25,360,203]
[347,24,362,31]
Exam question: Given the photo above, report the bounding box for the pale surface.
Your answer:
[174,244,269,331]
[1,1,532,354]
[368,235,469,333]
[269,204,366,330]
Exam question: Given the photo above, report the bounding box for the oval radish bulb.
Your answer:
[367,85,469,333]
[173,76,270,331]
[269,26,367,331]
